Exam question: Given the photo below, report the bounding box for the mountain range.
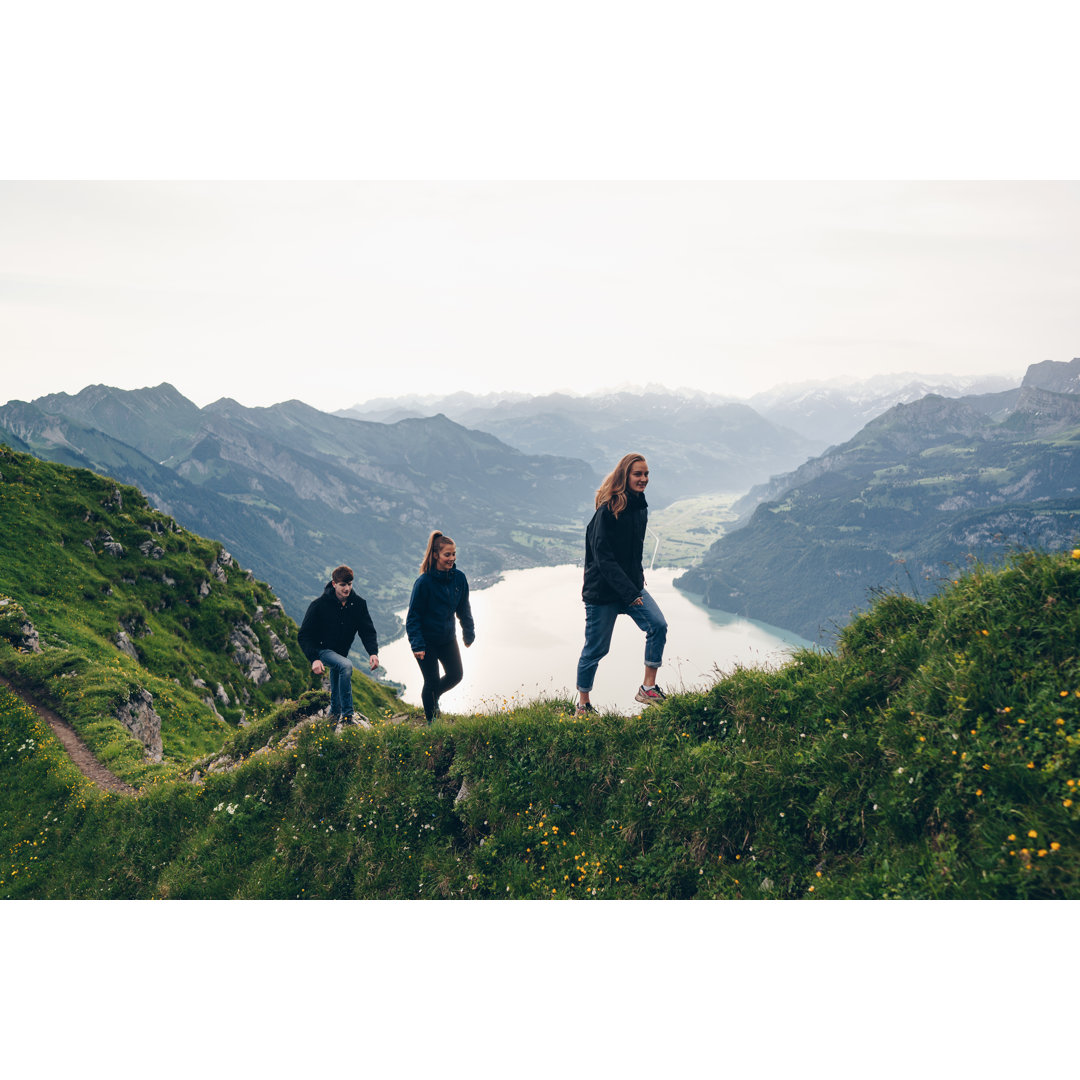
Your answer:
[339,388,826,503]
[0,384,594,634]
[676,359,1080,640]
[1,369,1047,647]
[746,371,1017,443]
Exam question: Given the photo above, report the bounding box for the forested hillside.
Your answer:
[678,361,1080,640]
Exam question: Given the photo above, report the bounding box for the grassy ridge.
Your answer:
[0,444,405,784]
[4,547,1078,899]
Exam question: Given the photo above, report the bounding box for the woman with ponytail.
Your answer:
[406,531,475,721]
[574,453,667,716]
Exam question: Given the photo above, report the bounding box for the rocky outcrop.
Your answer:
[115,688,164,762]
[139,539,164,559]
[229,623,271,685]
[210,550,235,583]
[266,628,289,660]
[0,596,42,653]
[85,529,124,557]
[114,631,140,661]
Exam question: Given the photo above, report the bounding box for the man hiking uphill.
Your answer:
[298,564,380,724]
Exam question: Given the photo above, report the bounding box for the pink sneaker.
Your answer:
[634,685,666,705]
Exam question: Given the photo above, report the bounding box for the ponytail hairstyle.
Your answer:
[595,453,647,518]
[420,530,456,573]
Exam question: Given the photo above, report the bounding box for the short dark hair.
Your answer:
[331,565,354,584]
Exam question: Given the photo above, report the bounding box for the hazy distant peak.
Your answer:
[1022,357,1080,395]
[203,397,242,413]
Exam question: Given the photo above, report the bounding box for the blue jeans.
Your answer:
[576,590,668,693]
[318,649,354,717]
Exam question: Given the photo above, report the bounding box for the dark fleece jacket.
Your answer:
[297,582,379,662]
[406,567,475,653]
[581,490,648,607]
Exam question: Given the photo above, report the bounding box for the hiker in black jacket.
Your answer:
[406,531,475,722]
[298,565,380,723]
[574,453,668,717]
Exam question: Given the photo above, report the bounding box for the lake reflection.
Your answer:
[377,566,812,716]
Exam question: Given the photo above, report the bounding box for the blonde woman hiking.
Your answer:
[574,453,667,717]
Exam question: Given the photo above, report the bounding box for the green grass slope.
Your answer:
[4,540,1078,899]
[0,444,404,786]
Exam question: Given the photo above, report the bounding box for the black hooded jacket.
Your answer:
[581,490,648,607]
[297,582,379,662]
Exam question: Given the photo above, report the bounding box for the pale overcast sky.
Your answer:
[3,180,1078,412]
[4,4,1080,414]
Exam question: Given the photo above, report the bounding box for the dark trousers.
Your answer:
[415,637,463,721]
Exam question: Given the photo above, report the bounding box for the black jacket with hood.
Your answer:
[298,582,379,662]
[581,490,648,607]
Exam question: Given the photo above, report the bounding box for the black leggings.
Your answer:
[415,637,463,721]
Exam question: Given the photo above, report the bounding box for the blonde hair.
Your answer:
[595,453,647,518]
[420,530,456,573]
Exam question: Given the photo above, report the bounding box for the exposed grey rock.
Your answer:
[210,549,235,583]
[139,539,164,559]
[198,579,211,598]
[215,683,231,704]
[229,623,271,685]
[115,688,163,762]
[201,695,224,720]
[454,779,470,805]
[88,529,124,558]
[114,631,140,661]
[192,677,208,689]
[267,628,289,660]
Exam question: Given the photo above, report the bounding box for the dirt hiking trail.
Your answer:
[1,674,137,796]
